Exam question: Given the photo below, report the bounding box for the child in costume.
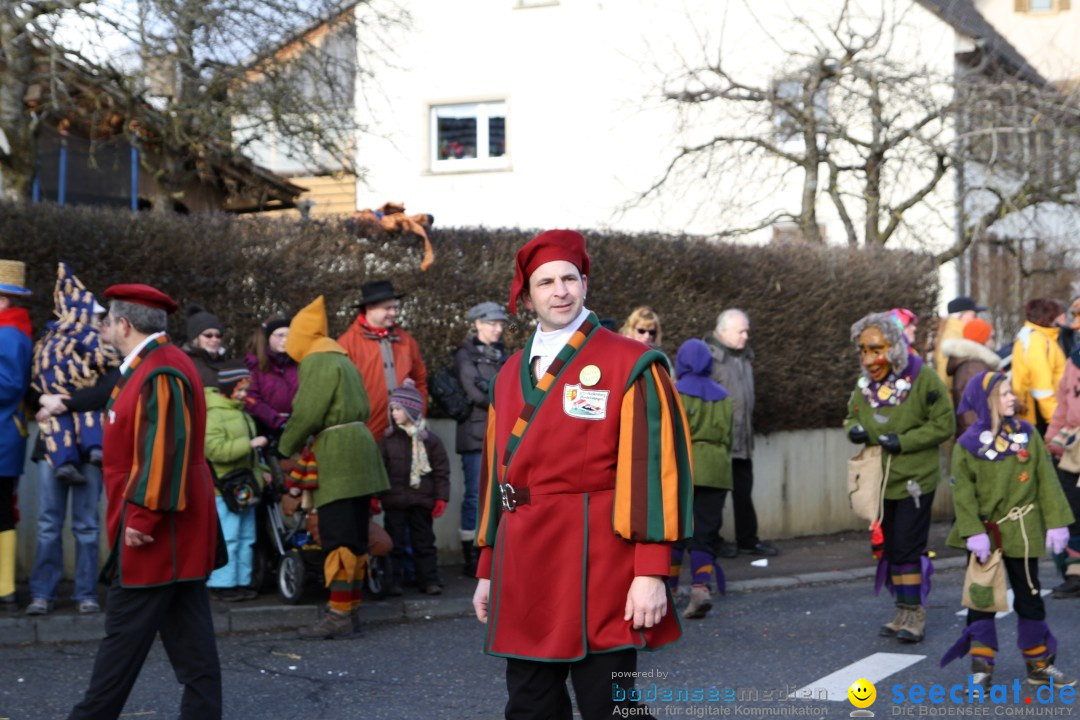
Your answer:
[205,363,268,602]
[669,338,733,620]
[31,262,116,486]
[377,380,450,595]
[941,371,1075,689]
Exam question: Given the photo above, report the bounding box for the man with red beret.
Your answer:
[471,230,694,719]
[69,284,222,720]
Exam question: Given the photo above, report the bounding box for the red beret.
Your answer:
[508,229,590,315]
[103,283,178,314]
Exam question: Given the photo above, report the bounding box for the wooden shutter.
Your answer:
[1015,0,1029,10]
[1061,0,1070,11]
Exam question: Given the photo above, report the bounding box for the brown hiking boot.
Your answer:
[971,657,993,692]
[1027,657,1077,687]
[683,585,712,620]
[299,610,355,639]
[896,604,925,643]
[879,606,906,637]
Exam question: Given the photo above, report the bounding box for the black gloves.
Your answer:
[848,425,869,444]
[878,434,902,455]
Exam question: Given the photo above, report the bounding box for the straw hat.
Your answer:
[0,260,31,297]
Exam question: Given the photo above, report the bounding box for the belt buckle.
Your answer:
[500,483,517,513]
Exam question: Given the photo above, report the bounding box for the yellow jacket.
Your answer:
[933,316,966,386]
[1012,321,1065,424]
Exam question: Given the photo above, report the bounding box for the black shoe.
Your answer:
[212,587,243,602]
[55,463,87,486]
[739,541,779,557]
[88,448,103,467]
[1052,575,1080,599]
[718,543,738,559]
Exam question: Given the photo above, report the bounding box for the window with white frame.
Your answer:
[430,101,507,172]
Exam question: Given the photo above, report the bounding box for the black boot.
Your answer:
[462,540,478,578]
[1052,575,1080,599]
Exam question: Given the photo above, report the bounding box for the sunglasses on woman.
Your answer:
[201,331,223,339]
[635,327,657,337]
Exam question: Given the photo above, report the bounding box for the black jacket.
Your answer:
[378,426,451,510]
[453,336,507,453]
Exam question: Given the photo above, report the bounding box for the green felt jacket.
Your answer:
[279,351,389,507]
[680,394,734,490]
[947,435,1075,558]
[843,365,955,500]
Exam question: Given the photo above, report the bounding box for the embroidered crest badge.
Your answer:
[563,383,609,421]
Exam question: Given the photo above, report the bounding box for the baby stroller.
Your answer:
[254,449,391,604]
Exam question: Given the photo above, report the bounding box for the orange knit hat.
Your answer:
[962,318,993,345]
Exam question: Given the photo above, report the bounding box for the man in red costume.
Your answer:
[69,284,221,720]
[337,279,428,439]
[472,230,694,720]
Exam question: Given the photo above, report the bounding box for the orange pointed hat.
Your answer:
[286,295,346,363]
[507,229,590,315]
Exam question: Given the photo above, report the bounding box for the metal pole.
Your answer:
[131,136,139,212]
[57,138,68,206]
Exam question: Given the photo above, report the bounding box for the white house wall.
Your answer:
[350,0,959,259]
[976,0,1080,83]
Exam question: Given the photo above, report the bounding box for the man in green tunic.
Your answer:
[845,312,954,643]
[279,295,389,639]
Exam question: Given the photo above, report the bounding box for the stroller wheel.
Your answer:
[366,555,388,600]
[279,549,306,605]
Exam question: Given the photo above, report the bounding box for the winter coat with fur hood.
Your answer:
[943,337,1002,437]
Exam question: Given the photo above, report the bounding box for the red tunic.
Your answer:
[103,340,218,588]
[478,321,691,660]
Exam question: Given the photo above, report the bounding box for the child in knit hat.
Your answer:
[377,379,450,595]
[205,362,268,602]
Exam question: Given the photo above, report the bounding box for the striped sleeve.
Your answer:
[476,403,502,550]
[124,370,192,512]
[613,361,694,542]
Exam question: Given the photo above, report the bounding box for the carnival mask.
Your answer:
[858,327,892,382]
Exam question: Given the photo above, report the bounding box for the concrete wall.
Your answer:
[13,421,955,579]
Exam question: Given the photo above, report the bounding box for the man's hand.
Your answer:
[473,578,491,622]
[124,527,154,548]
[40,394,70,416]
[624,576,668,629]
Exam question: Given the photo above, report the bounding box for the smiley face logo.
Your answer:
[848,679,876,708]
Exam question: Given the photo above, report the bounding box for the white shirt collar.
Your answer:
[120,332,166,374]
[529,306,590,379]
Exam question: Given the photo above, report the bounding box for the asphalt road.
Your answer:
[3,564,1080,720]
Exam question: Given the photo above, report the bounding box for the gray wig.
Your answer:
[850,312,909,376]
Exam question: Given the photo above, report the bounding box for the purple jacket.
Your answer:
[244,351,298,432]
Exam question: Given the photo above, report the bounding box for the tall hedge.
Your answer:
[0,202,938,433]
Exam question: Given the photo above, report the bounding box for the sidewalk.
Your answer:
[0,521,971,647]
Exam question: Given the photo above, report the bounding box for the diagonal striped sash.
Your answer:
[499,317,597,485]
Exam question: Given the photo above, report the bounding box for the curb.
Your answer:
[0,556,1015,647]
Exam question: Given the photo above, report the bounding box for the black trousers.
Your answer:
[1054,466,1080,536]
[317,496,370,556]
[68,581,222,720]
[686,486,727,556]
[731,458,760,548]
[0,476,16,531]
[384,506,440,587]
[968,556,1044,623]
[505,650,651,720]
[882,491,935,565]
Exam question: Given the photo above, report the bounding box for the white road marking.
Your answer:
[790,652,925,702]
[954,589,1051,618]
